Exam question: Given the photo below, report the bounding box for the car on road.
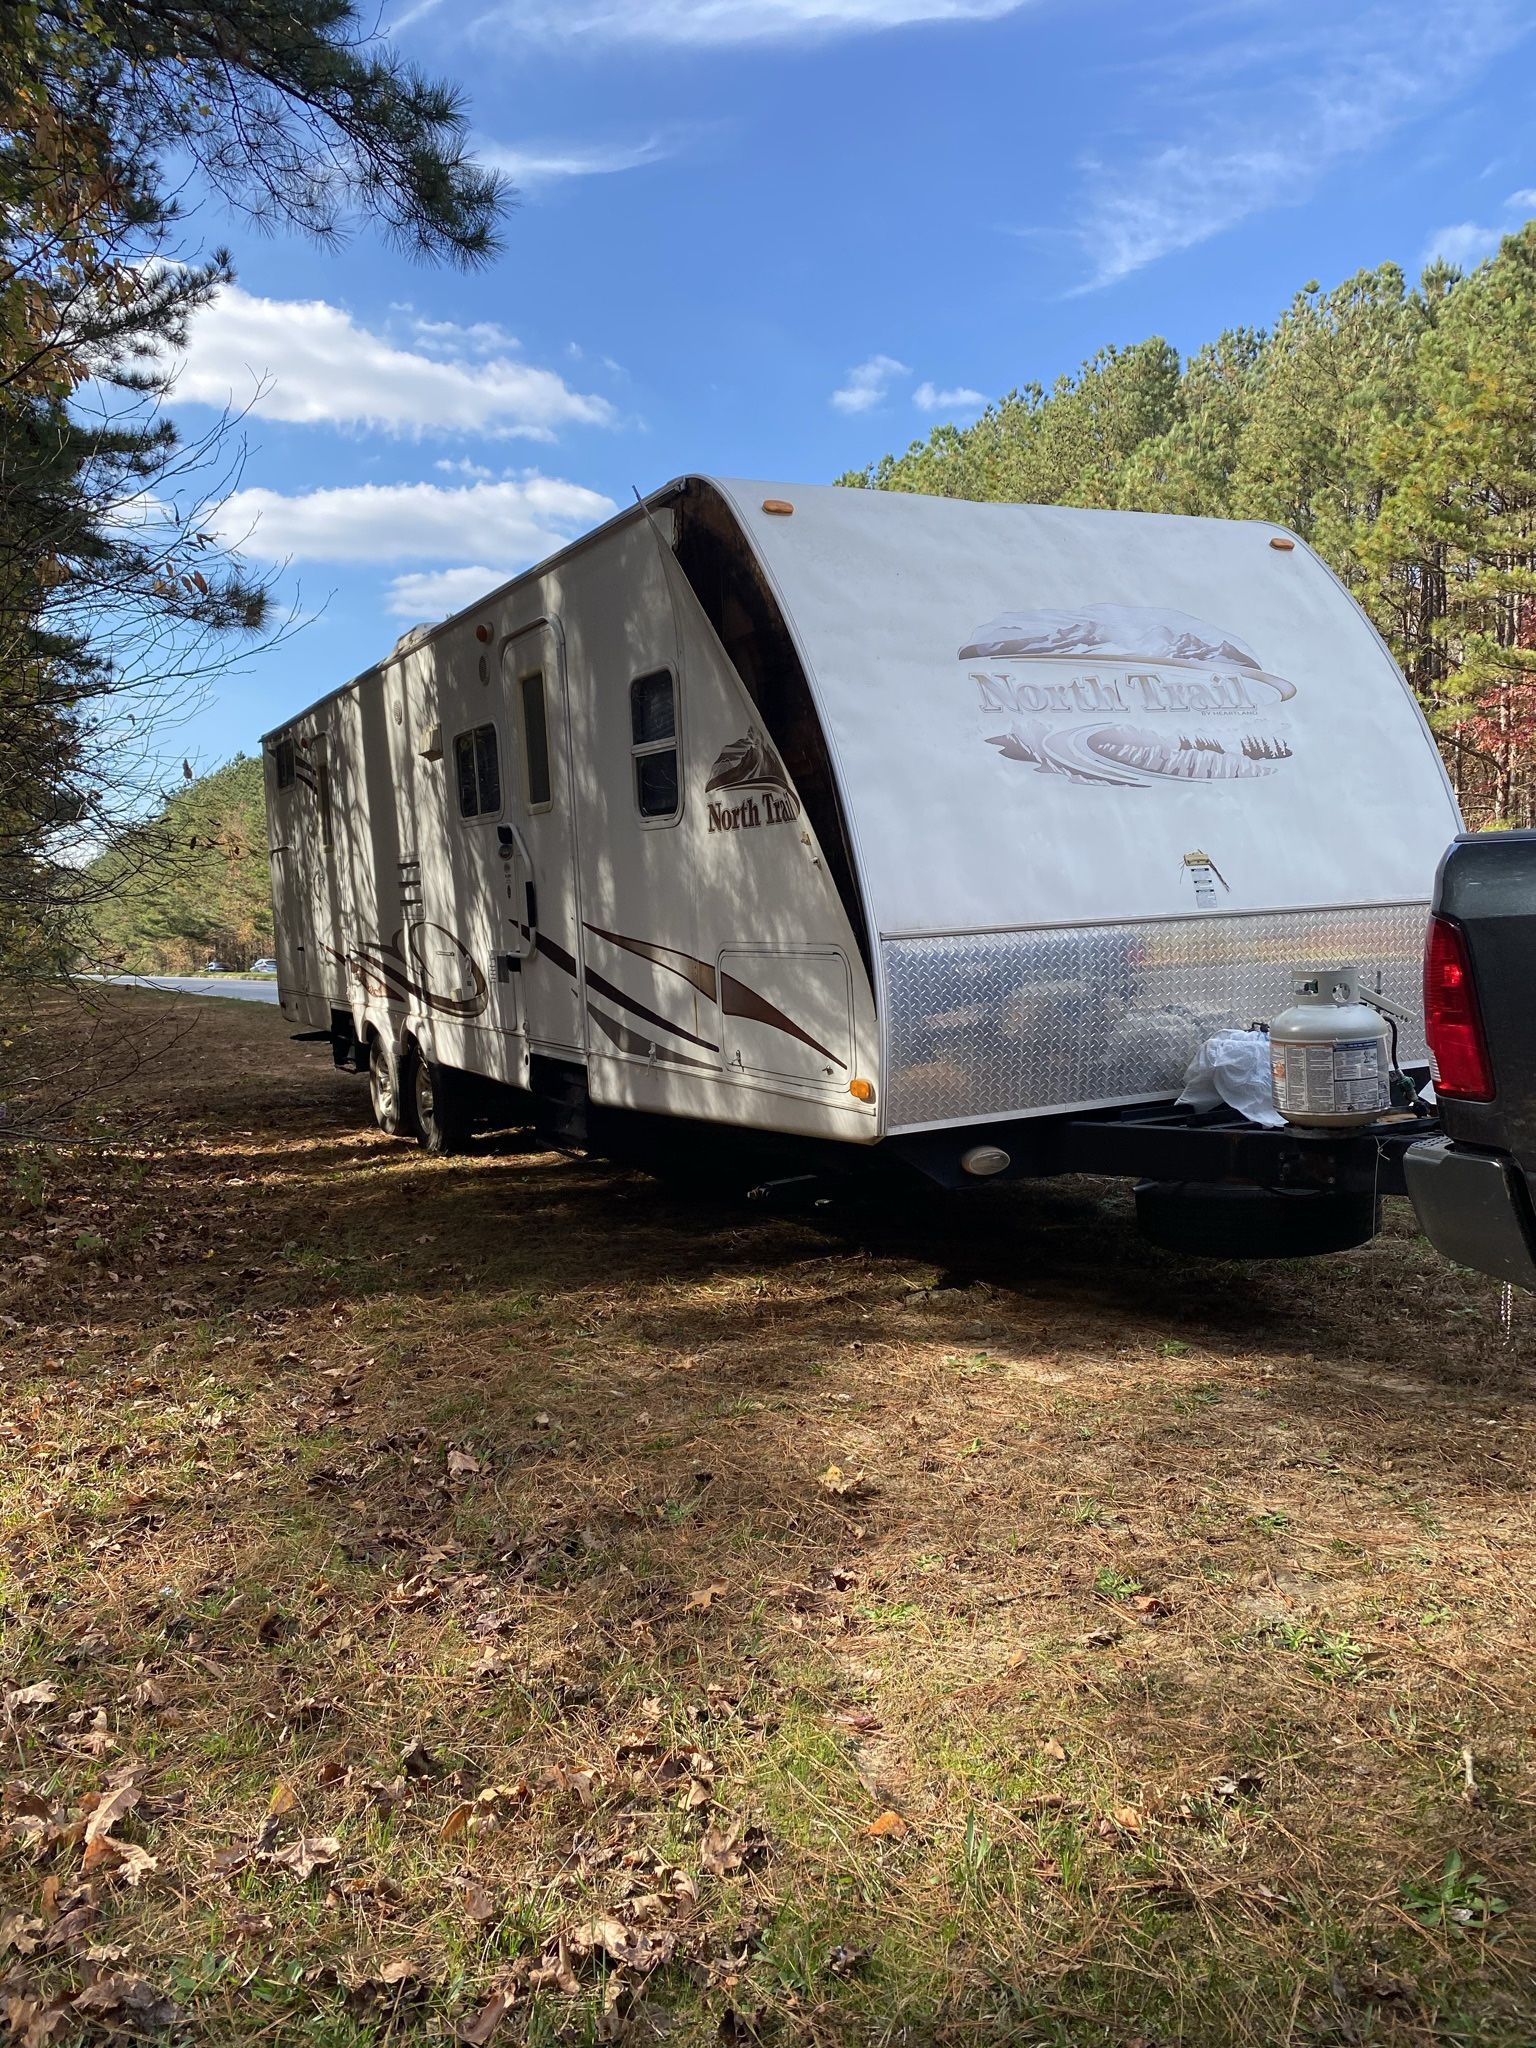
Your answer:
[203,959,228,973]
[251,958,278,975]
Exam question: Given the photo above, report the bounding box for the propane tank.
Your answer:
[1269,967,1394,1129]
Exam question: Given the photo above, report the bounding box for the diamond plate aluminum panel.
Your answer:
[883,904,1429,1130]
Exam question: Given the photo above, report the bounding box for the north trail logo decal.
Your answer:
[961,603,1298,789]
[704,725,802,832]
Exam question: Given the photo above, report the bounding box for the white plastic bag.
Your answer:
[1176,1028,1285,1128]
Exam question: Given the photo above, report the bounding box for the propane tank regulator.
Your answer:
[1269,967,1415,1129]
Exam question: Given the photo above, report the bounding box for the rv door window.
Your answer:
[273,737,296,790]
[519,671,552,809]
[454,723,502,819]
[630,668,679,821]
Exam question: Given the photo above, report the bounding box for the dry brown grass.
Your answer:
[2,986,1535,2046]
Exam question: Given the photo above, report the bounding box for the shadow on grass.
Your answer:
[4,989,1534,2045]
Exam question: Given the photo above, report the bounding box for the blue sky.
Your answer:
[169,0,1536,769]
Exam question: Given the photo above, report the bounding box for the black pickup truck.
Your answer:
[1404,830,1536,1288]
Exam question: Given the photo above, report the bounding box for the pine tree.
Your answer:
[0,2,509,974]
[841,228,1536,825]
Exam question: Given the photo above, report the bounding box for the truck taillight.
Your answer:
[1424,914,1494,1101]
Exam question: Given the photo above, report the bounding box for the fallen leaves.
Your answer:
[699,1821,770,1878]
[818,1464,869,1500]
[68,1975,179,2033]
[266,1778,299,1819]
[457,1982,516,2044]
[864,1809,910,1841]
[569,1914,677,1975]
[683,1581,727,1614]
[3,1683,58,1721]
[83,1777,141,1845]
[265,1835,341,1880]
[439,1801,475,1841]
[1100,1804,1145,1837]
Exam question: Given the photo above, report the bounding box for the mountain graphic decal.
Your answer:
[960,604,1264,673]
[705,726,793,796]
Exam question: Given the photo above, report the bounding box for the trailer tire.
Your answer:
[1134,1179,1380,1259]
[413,1056,471,1155]
[368,1034,415,1140]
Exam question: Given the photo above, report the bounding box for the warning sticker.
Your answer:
[1271,1037,1390,1118]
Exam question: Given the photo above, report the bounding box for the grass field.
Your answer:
[2,988,1534,2046]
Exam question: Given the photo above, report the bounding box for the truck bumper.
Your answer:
[1404,1137,1536,1288]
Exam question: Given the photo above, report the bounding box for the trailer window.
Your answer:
[630,669,679,820]
[454,723,502,818]
[273,737,296,790]
[519,671,552,809]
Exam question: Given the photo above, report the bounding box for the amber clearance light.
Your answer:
[849,1077,875,1103]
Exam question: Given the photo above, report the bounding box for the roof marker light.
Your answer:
[762,499,794,516]
[475,623,492,643]
[1269,536,1295,551]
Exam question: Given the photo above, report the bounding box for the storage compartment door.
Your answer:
[718,947,852,1088]
[269,846,309,994]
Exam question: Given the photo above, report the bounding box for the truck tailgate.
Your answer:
[1405,831,1536,1286]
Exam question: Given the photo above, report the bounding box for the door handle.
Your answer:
[497,824,538,958]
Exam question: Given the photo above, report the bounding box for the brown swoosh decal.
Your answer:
[514,925,719,1053]
[584,925,717,1000]
[586,1003,719,1072]
[330,924,489,1020]
[720,971,846,1069]
[583,924,844,1069]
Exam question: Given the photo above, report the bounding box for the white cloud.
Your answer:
[408,314,519,355]
[1073,2,1523,289]
[434,457,496,479]
[913,379,986,413]
[212,476,617,570]
[831,353,909,414]
[169,284,613,440]
[476,133,683,186]
[387,565,509,618]
[1421,185,1536,269]
[459,0,1026,45]
[1420,220,1506,268]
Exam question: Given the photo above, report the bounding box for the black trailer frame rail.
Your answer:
[1053,1102,1441,1197]
[890,1101,1443,1196]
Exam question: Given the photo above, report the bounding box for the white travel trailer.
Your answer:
[265,477,1461,1255]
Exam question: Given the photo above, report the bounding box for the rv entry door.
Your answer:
[501,621,585,1057]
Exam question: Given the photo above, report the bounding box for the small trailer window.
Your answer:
[630,669,679,820]
[519,671,552,809]
[454,723,502,819]
[273,737,296,789]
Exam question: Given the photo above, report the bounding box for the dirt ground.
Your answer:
[2,987,1534,2047]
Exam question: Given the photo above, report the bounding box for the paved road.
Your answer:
[104,974,282,1006]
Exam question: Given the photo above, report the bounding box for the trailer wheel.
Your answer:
[368,1034,414,1139]
[413,1056,470,1155]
